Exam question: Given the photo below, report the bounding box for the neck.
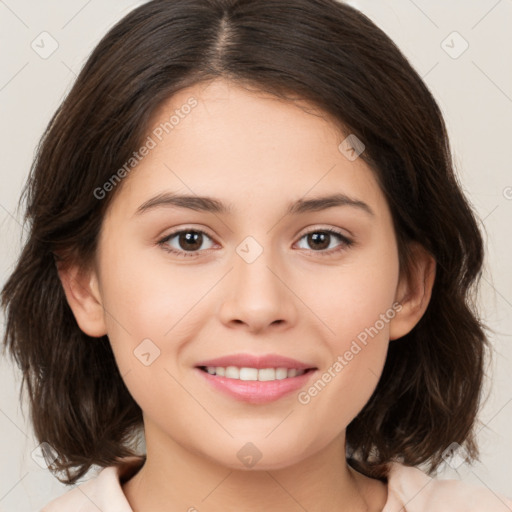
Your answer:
[122,420,387,512]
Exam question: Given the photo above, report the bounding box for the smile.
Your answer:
[195,366,317,404]
[199,366,312,381]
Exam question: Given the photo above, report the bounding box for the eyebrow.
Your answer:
[134,192,374,217]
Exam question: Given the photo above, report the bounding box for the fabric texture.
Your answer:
[41,457,512,511]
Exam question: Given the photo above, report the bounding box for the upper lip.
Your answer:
[195,353,317,370]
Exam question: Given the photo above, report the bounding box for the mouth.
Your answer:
[197,365,317,381]
[195,364,318,404]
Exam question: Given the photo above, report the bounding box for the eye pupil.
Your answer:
[308,232,329,250]
[180,231,202,251]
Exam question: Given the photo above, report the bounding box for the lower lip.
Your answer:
[195,368,317,404]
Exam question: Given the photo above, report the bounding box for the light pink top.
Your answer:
[41,457,512,511]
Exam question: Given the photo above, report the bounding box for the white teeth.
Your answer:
[239,367,258,381]
[203,366,307,381]
[275,368,288,380]
[225,366,239,379]
[258,368,276,381]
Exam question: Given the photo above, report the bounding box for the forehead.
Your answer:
[106,78,387,221]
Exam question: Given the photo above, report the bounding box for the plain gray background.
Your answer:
[1,0,511,510]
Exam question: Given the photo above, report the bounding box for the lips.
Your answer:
[194,353,318,404]
[195,353,316,371]
[195,366,317,404]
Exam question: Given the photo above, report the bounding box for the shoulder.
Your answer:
[383,462,512,512]
[40,457,144,512]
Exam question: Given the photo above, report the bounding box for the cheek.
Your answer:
[94,240,172,366]
[300,241,399,418]
[310,239,399,344]
[298,294,394,440]
[96,242,227,402]
[98,234,207,335]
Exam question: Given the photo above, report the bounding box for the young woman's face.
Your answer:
[92,78,403,469]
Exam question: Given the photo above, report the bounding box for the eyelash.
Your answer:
[157,227,354,258]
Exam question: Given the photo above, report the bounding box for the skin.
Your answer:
[59,78,435,511]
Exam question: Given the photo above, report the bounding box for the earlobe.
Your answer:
[56,259,107,338]
[389,242,436,341]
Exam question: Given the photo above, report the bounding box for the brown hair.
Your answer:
[1,0,488,484]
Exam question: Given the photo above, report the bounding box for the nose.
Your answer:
[217,247,298,334]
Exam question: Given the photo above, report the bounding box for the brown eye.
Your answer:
[296,229,352,253]
[177,231,203,251]
[306,232,330,250]
[159,229,215,256]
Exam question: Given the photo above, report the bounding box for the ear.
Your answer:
[389,242,436,340]
[56,258,107,338]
